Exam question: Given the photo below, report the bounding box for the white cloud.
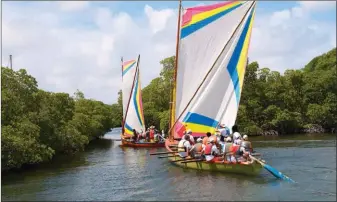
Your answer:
[144,5,175,34]
[298,1,336,12]
[1,1,336,104]
[249,1,336,71]
[57,1,89,12]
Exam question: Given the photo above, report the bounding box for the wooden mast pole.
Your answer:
[169,0,182,141]
[121,57,125,134]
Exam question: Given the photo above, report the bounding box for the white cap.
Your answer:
[226,137,232,142]
[196,138,202,143]
[186,129,192,134]
[243,135,248,140]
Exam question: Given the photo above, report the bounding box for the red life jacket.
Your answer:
[230,145,240,154]
[149,129,155,139]
[204,144,213,155]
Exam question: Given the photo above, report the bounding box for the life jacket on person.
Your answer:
[204,144,213,155]
[224,142,233,154]
[149,129,155,139]
[177,140,187,152]
[230,144,243,156]
[193,143,203,152]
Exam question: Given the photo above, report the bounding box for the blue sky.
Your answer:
[2,1,336,103]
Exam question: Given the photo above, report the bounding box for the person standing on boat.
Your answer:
[217,123,231,138]
[232,125,242,145]
[149,126,155,142]
[202,139,220,162]
[189,138,205,159]
[177,134,192,155]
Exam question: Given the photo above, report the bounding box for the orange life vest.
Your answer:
[204,144,213,155]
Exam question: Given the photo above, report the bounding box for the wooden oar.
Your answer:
[171,158,190,162]
[111,139,122,141]
[158,155,176,158]
[250,155,295,182]
[149,151,177,155]
[180,159,203,164]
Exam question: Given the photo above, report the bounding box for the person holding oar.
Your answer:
[177,134,192,158]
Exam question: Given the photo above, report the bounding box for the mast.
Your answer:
[121,57,125,134]
[169,0,182,140]
[122,54,140,134]
[168,1,256,134]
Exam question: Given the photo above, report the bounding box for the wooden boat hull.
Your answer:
[165,139,263,176]
[120,134,165,148]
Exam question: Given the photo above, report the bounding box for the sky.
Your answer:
[2,1,336,104]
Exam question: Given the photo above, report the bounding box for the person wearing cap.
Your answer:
[189,138,205,159]
[229,139,250,162]
[232,125,242,145]
[223,137,233,162]
[241,135,253,153]
[177,134,192,154]
[217,123,231,138]
[202,139,220,162]
[181,129,195,145]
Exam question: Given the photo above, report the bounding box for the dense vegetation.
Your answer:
[2,48,335,171]
[111,48,337,135]
[1,67,114,171]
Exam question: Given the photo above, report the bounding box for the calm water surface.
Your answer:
[2,130,336,201]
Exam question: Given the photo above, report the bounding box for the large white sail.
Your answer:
[122,57,146,135]
[172,1,256,138]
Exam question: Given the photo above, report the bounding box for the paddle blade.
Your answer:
[263,164,295,183]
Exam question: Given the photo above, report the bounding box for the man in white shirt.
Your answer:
[177,134,192,154]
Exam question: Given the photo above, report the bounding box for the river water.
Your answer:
[2,130,336,201]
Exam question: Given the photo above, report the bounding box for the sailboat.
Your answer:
[162,0,263,175]
[120,55,165,148]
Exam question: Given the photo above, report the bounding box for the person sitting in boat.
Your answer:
[177,134,192,155]
[241,135,253,154]
[181,129,195,145]
[202,139,220,162]
[223,137,233,162]
[202,132,212,146]
[189,138,205,159]
[229,139,251,163]
[145,128,150,142]
[232,125,242,145]
[132,129,138,142]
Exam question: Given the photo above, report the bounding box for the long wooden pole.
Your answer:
[122,54,140,135]
[121,57,125,134]
[168,1,256,135]
[169,0,182,141]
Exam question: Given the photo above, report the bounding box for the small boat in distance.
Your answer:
[120,55,165,148]
[162,0,263,175]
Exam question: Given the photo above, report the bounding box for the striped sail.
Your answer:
[122,57,146,135]
[172,1,256,138]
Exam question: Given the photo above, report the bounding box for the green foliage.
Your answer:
[1,67,114,171]
[237,47,336,135]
